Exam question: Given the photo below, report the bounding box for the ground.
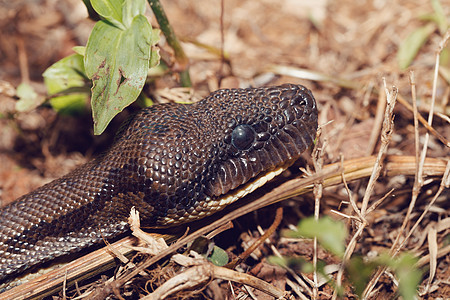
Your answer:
[0,0,449,299]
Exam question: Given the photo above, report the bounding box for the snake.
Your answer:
[0,83,318,284]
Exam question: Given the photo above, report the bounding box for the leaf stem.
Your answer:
[148,0,191,87]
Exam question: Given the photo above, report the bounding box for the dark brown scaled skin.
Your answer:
[0,84,318,283]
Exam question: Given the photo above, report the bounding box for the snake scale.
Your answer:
[0,84,318,284]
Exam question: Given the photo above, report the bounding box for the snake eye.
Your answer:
[231,124,255,150]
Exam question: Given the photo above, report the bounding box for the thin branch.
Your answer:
[334,80,397,300]
[226,207,284,268]
[312,127,324,299]
[362,30,450,299]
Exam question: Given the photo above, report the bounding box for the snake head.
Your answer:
[116,84,318,226]
[203,84,318,198]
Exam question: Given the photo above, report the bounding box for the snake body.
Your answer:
[0,84,317,283]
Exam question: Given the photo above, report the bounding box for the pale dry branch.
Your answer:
[363,160,450,299]
[142,257,288,300]
[269,245,311,299]
[128,208,168,255]
[423,224,437,294]
[333,81,397,299]
[366,83,387,156]
[312,126,324,299]
[363,31,450,299]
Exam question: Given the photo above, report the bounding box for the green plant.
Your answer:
[397,0,448,70]
[31,0,191,135]
[269,216,422,299]
[42,0,161,135]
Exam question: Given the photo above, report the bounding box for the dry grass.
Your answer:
[0,0,449,299]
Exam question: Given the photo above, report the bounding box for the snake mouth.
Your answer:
[160,161,292,225]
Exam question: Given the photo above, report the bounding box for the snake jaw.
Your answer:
[160,162,289,225]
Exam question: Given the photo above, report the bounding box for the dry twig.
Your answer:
[143,255,289,299]
[362,29,450,300]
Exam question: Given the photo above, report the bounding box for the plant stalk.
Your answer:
[148,0,191,87]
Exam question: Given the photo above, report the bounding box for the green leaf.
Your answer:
[440,47,450,67]
[375,253,422,300]
[43,54,90,115]
[397,267,422,300]
[85,14,152,135]
[444,233,450,246]
[189,236,210,254]
[208,246,229,267]
[389,253,422,300]
[439,66,450,89]
[431,0,448,34]
[16,83,44,112]
[43,54,88,95]
[149,28,161,69]
[72,46,86,56]
[50,94,87,115]
[268,255,315,273]
[346,256,377,297]
[285,217,347,257]
[135,92,154,107]
[90,0,125,29]
[267,256,288,268]
[122,0,145,27]
[397,23,436,70]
